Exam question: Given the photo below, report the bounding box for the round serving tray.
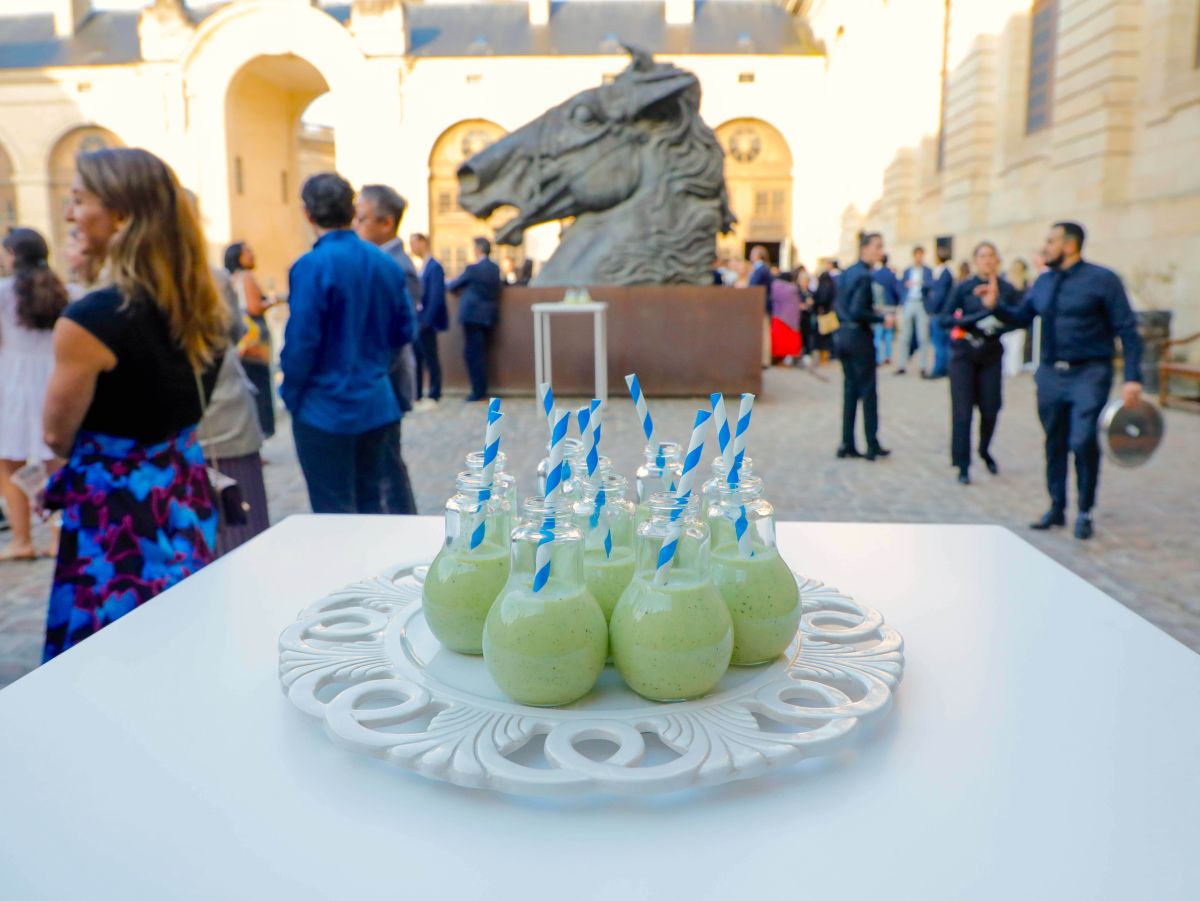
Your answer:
[278,563,904,797]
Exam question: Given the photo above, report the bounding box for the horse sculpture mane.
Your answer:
[456,47,735,287]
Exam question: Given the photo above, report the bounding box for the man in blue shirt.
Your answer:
[835,232,894,461]
[281,173,415,514]
[928,247,955,377]
[409,232,448,409]
[895,246,934,376]
[448,237,502,401]
[987,221,1143,540]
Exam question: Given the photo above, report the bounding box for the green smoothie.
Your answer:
[483,575,608,707]
[422,542,510,654]
[583,546,635,621]
[710,546,801,665]
[609,570,734,702]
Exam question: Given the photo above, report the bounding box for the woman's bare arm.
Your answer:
[43,319,115,458]
[241,272,270,316]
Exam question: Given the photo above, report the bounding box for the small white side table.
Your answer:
[531,301,609,405]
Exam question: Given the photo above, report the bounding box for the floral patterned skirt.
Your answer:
[42,427,217,662]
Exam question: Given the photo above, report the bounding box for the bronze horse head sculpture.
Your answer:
[457,47,735,286]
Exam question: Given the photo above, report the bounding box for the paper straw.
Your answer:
[710,393,731,460]
[728,393,755,487]
[468,402,503,550]
[538,382,555,433]
[654,408,711,584]
[580,400,613,558]
[533,408,570,593]
[626,373,664,469]
[732,490,754,560]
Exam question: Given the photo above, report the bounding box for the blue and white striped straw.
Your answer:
[710,393,731,460]
[728,393,755,486]
[533,408,571,593]
[626,373,664,469]
[578,400,613,558]
[468,401,503,550]
[538,382,555,433]
[726,394,756,558]
[654,408,711,584]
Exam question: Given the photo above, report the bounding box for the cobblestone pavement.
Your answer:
[2,363,1197,687]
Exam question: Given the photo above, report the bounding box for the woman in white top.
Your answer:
[0,228,69,560]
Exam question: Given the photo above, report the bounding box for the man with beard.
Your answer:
[986,221,1143,540]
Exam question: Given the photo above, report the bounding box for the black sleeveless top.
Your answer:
[65,287,221,443]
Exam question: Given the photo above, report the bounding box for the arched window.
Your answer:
[48,125,123,265]
[0,142,16,235]
[714,118,793,266]
[428,120,520,278]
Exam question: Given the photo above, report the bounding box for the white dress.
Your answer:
[0,277,56,461]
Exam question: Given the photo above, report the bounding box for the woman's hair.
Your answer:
[973,240,998,258]
[76,147,227,369]
[223,241,246,274]
[2,227,69,331]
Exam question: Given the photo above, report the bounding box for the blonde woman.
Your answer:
[41,147,229,660]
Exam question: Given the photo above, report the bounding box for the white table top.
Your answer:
[531,300,608,313]
[2,516,1198,900]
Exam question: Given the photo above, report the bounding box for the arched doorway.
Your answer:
[224,54,334,291]
[428,120,522,279]
[0,141,16,237]
[715,119,794,267]
[48,125,122,267]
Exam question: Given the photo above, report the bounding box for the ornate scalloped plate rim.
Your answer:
[279,562,905,797]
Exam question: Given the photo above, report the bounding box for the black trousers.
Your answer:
[292,418,398,515]
[242,359,276,439]
[838,329,879,450]
[463,323,490,399]
[949,341,1003,471]
[1035,361,1113,514]
[415,325,442,401]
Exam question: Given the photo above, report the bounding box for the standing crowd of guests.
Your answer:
[825,224,1143,540]
[0,143,506,665]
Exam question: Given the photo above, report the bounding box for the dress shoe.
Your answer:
[957,469,970,485]
[1030,509,1066,530]
[463,395,486,403]
[1074,513,1094,541]
[836,446,863,459]
[920,371,932,380]
[980,452,998,475]
[864,446,891,461]
[893,368,906,376]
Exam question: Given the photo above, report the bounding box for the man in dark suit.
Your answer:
[835,232,893,461]
[409,233,447,410]
[748,245,773,367]
[448,237,502,401]
[991,221,1143,540]
[928,247,955,378]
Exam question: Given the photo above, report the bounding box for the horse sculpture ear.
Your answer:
[603,66,698,121]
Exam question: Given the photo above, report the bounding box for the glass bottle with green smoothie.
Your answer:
[706,475,801,665]
[700,453,755,517]
[483,497,608,707]
[609,492,734,702]
[572,472,637,622]
[422,472,512,655]
[537,438,585,498]
[634,441,683,524]
[465,449,517,513]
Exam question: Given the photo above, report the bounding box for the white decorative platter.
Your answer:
[278,564,904,797]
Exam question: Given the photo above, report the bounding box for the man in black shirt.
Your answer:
[835,232,893,461]
[985,221,1143,540]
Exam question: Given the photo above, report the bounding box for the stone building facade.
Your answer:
[843,0,1200,341]
[0,0,842,288]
